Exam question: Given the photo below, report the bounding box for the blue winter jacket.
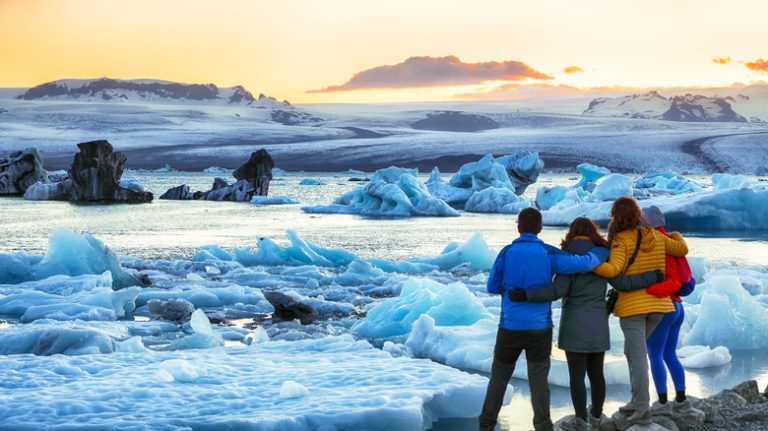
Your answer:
[487,233,604,330]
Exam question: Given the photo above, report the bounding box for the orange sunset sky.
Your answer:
[1,0,767,103]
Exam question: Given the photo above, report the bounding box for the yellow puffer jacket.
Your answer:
[593,226,688,317]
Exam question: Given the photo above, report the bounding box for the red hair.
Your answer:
[607,197,646,244]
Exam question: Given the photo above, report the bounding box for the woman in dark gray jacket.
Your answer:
[509,217,660,431]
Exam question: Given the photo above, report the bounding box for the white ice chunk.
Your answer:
[279,380,310,399]
[169,309,224,350]
[250,195,298,205]
[591,174,633,201]
[678,345,732,368]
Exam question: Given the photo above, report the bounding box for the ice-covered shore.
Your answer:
[0,227,766,429]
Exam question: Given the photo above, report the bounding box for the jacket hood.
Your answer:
[565,238,598,255]
[638,226,658,253]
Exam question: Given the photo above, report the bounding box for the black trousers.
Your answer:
[479,327,553,431]
[564,351,606,421]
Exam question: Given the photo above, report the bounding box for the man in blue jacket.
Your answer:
[479,208,603,431]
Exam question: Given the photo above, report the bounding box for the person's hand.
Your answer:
[508,288,528,302]
[654,270,665,283]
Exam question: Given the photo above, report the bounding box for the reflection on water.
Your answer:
[433,347,768,430]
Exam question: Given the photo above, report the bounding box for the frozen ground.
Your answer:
[1,94,767,173]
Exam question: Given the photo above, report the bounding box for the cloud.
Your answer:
[712,57,733,65]
[745,58,768,73]
[309,56,552,93]
[562,65,584,74]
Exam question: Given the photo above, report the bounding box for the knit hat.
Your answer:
[643,205,666,228]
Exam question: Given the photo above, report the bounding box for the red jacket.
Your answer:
[646,227,692,302]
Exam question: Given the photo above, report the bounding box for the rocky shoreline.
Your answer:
[553,379,768,431]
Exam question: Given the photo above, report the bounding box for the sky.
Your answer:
[1,0,766,103]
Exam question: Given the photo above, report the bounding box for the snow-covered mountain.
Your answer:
[16,78,292,109]
[583,91,669,119]
[583,91,748,122]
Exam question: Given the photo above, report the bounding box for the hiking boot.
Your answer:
[673,398,692,412]
[588,413,610,430]
[559,416,588,431]
[650,400,673,415]
[617,402,635,415]
[626,409,652,426]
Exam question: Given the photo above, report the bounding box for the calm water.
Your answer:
[1,172,766,267]
[1,171,767,431]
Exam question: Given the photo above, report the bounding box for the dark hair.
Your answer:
[518,207,543,234]
[561,217,609,250]
[607,197,646,243]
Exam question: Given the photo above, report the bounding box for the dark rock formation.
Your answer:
[0,148,47,195]
[147,298,195,323]
[556,379,768,431]
[662,94,748,122]
[411,111,500,132]
[270,109,323,125]
[161,150,275,202]
[264,291,317,325]
[68,140,153,203]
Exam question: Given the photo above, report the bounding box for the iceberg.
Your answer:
[303,166,459,217]
[298,178,326,185]
[0,335,488,431]
[118,176,146,193]
[683,275,768,349]
[573,163,611,190]
[233,229,357,267]
[590,174,633,201]
[353,278,492,338]
[427,152,543,208]
[169,309,225,350]
[0,321,124,355]
[535,185,569,210]
[634,171,703,195]
[0,228,140,288]
[249,195,298,205]
[464,186,531,214]
[202,166,232,173]
[677,345,732,368]
[543,178,768,231]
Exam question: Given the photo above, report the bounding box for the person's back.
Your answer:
[593,226,685,317]
[480,208,601,431]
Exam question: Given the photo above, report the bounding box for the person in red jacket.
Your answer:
[643,206,694,414]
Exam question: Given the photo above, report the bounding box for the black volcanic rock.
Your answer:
[160,149,275,202]
[233,149,274,197]
[662,94,747,122]
[228,85,256,104]
[411,111,500,132]
[68,140,153,203]
[19,79,220,101]
[264,291,317,325]
[0,148,48,195]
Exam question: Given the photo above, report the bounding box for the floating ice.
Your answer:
[202,166,232,173]
[683,275,768,349]
[574,163,611,190]
[543,181,768,230]
[0,321,120,355]
[118,177,146,193]
[250,195,298,205]
[535,185,569,210]
[0,282,140,323]
[677,345,732,368]
[712,173,751,190]
[427,152,543,208]
[0,228,139,288]
[169,309,224,350]
[303,166,459,217]
[353,278,492,338]
[634,172,703,195]
[233,229,357,267]
[464,186,531,214]
[299,178,326,185]
[0,335,488,430]
[591,174,633,201]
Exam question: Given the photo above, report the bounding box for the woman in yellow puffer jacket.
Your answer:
[592,197,688,426]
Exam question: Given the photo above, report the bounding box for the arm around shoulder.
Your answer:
[664,232,688,257]
[525,275,572,303]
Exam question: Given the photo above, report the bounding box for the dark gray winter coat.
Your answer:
[525,239,659,353]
